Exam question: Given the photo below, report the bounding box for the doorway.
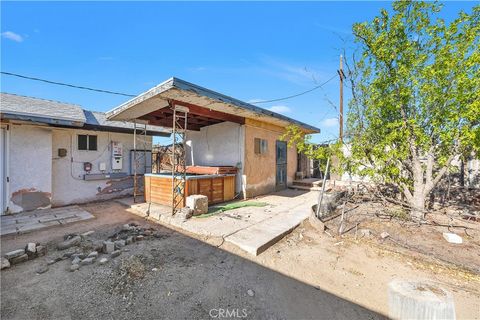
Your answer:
[275,140,287,191]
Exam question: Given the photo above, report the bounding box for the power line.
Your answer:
[2,71,338,104]
[1,71,137,97]
[253,74,337,104]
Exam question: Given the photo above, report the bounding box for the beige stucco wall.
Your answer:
[243,119,297,198]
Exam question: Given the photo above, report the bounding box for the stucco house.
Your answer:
[0,93,169,214]
[106,77,320,207]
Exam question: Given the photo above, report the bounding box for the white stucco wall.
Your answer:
[51,128,152,206]
[8,124,52,213]
[3,123,153,213]
[185,122,245,193]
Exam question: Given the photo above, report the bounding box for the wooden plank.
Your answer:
[224,176,235,201]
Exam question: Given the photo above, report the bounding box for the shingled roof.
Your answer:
[0,93,170,136]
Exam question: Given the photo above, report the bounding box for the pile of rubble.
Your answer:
[1,242,47,270]
[51,222,159,272]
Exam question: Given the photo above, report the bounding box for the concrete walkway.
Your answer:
[1,205,94,236]
[118,189,318,255]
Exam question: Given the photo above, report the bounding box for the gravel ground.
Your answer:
[1,208,382,320]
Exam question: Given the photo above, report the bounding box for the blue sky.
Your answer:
[1,1,475,143]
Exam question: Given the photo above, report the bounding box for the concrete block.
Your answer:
[10,253,28,265]
[103,241,115,254]
[26,243,37,257]
[114,240,126,249]
[57,236,81,250]
[388,279,455,320]
[186,195,208,215]
[36,245,47,257]
[4,249,25,260]
[1,257,10,270]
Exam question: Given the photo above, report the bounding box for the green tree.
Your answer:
[346,1,479,220]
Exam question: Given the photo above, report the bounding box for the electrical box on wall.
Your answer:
[111,142,123,170]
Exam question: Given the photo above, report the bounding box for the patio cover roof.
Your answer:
[106,77,320,133]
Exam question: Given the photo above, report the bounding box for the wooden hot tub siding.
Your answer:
[144,175,235,207]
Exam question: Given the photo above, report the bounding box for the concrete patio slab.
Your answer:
[1,205,95,236]
[225,208,311,255]
[117,189,318,255]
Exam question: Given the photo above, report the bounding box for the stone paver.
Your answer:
[1,205,94,236]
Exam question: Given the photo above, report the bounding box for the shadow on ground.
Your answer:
[1,202,384,320]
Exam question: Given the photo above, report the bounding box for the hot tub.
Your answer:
[144,173,236,207]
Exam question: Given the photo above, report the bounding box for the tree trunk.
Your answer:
[410,190,426,222]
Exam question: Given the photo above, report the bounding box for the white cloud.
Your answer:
[247,98,264,104]
[268,105,291,114]
[320,117,338,128]
[1,31,23,42]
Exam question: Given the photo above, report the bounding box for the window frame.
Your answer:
[254,137,268,155]
[77,134,98,151]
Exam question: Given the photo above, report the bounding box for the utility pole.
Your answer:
[337,55,345,142]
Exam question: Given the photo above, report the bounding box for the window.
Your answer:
[78,134,97,151]
[254,138,268,155]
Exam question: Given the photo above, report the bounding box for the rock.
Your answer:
[177,207,193,220]
[70,264,80,272]
[135,235,144,241]
[99,258,108,265]
[72,256,82,265]
[114,240,126,250]
[110,250,122,258]
[62,250,78,259]
[57,236,81,250]
[126,236,133,245]
[36,245,47,257]
[359,229,372,238]
[380,232,390,239]
[103,241,115,254]
[442,232,463,244]
[122,224,132,231]
[10,253,28,265]
[1,257,10,270]
[186,195,208,215]
[47,257,63,265]
[26,243,37,256]
[80,257,95,265]
[247,289,255,297]
[64,233,78,241]
[92,241,104,252]
[87,251,98,259]
[4,249,26,260]
[71,253,86,260]
[36,265,49,274]
[80,231,94,240]
[315,191,347,218]
[152,268,158,272]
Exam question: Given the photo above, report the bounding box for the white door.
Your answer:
[0,126,7,214]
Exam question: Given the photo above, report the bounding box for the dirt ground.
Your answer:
[1,200,479,319]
